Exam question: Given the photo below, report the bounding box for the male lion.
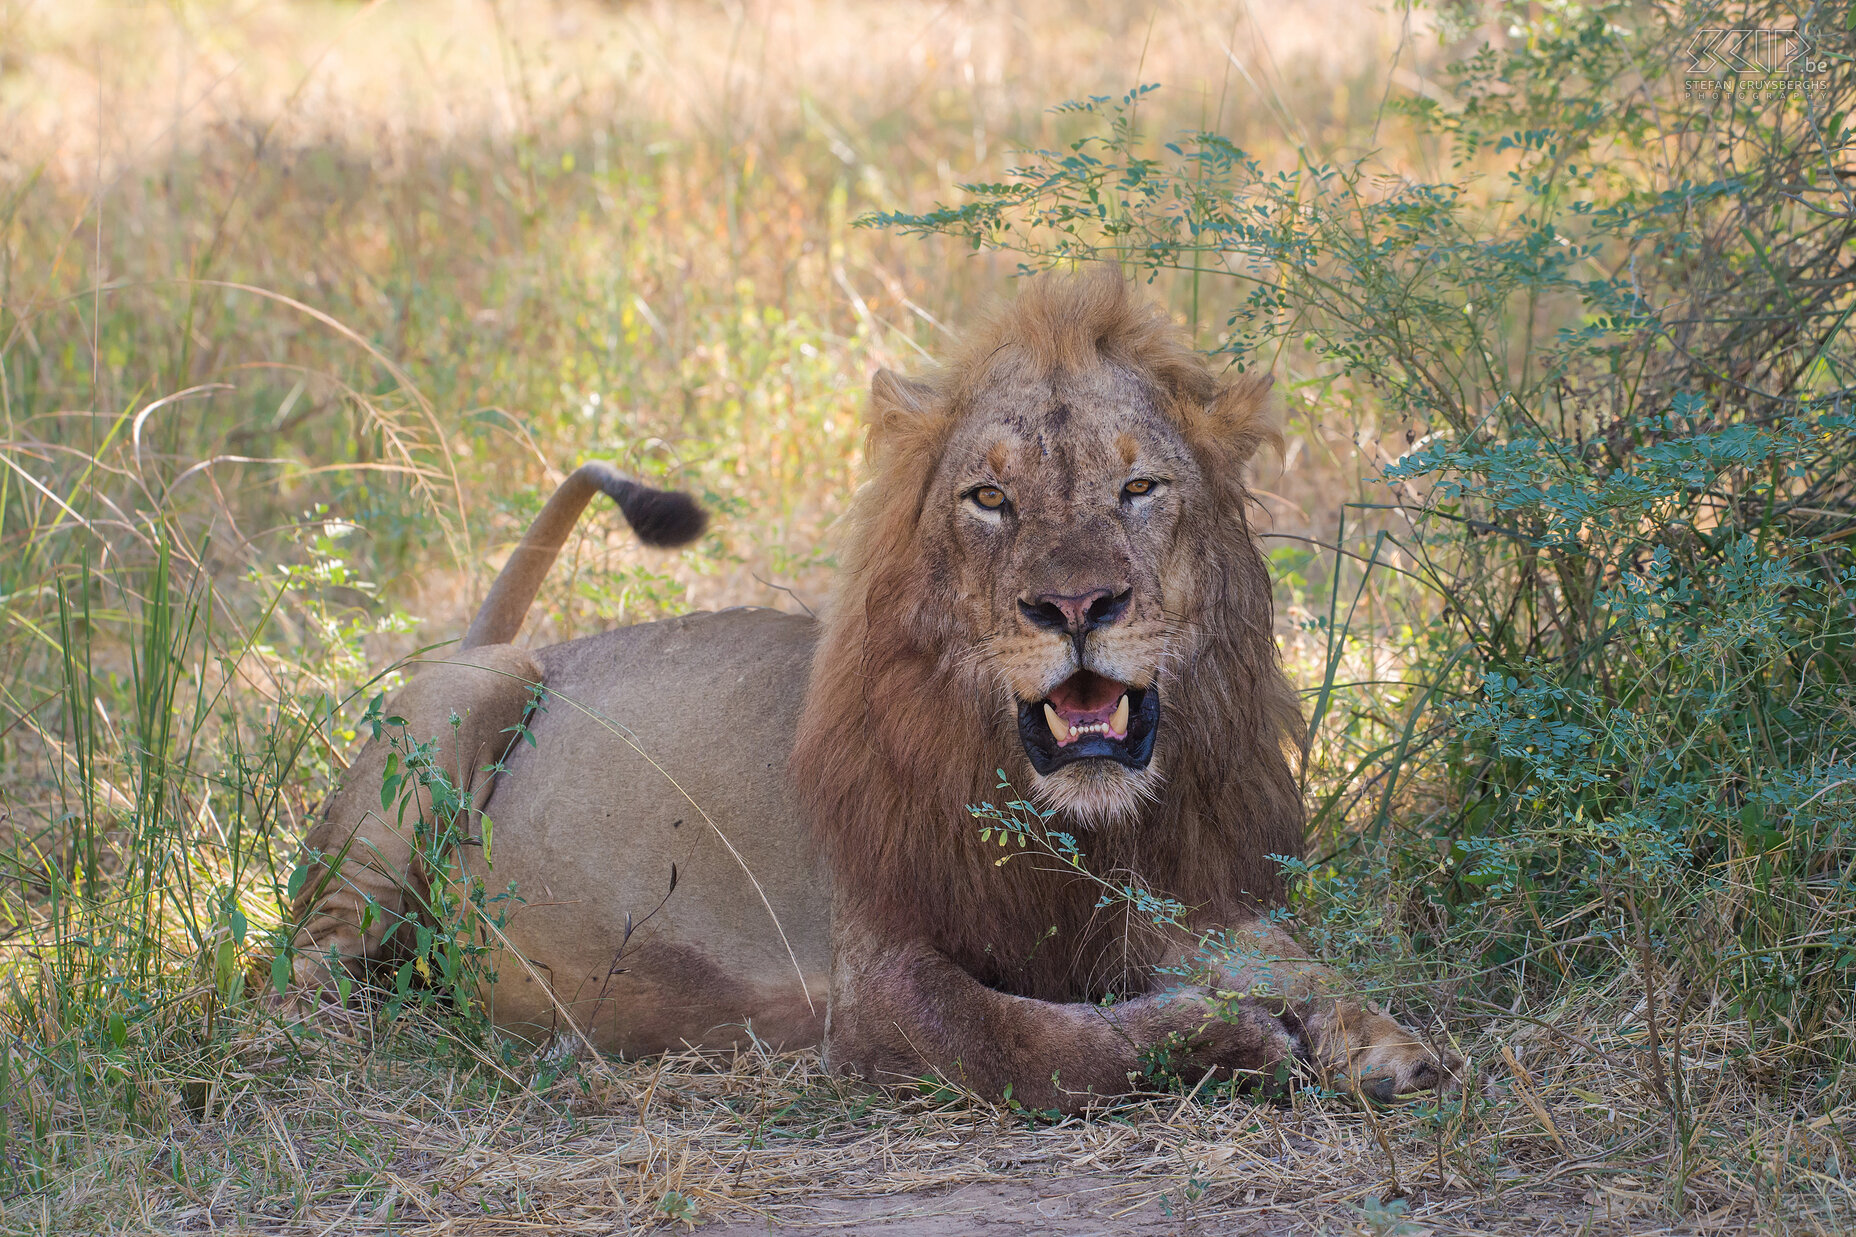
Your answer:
[286,271,1458,1108]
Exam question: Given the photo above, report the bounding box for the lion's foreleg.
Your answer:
[822,929,1299,1112]
[1182,916,1461,1100]
[286,646,542,1000]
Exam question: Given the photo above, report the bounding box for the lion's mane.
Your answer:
[790,271,1306,1002]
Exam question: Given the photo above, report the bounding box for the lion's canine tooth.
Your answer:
[1043,703,1070,745]
[1111,693,1129,736]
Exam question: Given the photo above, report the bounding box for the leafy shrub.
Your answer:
[871,0,1856,1095]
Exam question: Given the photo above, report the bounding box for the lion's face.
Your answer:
[924,356,1209,825]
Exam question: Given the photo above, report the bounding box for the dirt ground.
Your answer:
[35,1029,1826,1235]
[693,1175,1664,1236]
[695,1177,1253,1236]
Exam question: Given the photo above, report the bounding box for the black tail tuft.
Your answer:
[609,479,709,548]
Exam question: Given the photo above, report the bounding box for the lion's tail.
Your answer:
[460,462,708,649]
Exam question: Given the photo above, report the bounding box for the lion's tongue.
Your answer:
[1043,671,1130,746]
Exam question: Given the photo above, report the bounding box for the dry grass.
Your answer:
[4,1,1853,1233]
[38,992,1856,1235]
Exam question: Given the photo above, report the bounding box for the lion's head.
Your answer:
[794,269,1305,947]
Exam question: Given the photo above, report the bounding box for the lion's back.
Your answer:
[535,604,818,718]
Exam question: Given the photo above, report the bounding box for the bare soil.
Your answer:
[694,1176,1657,1236]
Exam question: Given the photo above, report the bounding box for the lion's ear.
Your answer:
[867,368,947,459]
[1189,372,1282,468]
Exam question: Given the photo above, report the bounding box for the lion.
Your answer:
[284,270,1459,1109]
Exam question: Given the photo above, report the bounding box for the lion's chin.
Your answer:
[1029,759,1163,828]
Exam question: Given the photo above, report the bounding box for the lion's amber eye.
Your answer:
[1123,478,1157,499]
[971,486,1007,511]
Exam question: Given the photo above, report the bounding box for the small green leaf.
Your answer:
[271,951,292,997]
[380,753,401,809]
[107,1012,128,1050]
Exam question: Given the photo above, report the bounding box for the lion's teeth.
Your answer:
[1111,693,1129,736]
[1044,703,1070,745]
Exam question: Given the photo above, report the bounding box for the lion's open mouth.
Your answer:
[1017,669,1159,775]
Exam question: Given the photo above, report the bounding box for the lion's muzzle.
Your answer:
[1017,669,1159,774]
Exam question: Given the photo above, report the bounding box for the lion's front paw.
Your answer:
[1167,991,1305,1096]
[1305,1000,1462,1102]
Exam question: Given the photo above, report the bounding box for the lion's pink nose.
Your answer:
[1018,587,1130,636]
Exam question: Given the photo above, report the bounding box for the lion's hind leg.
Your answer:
[284,645,542,1003]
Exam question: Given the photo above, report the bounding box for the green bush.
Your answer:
[871,0,1856,1104]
